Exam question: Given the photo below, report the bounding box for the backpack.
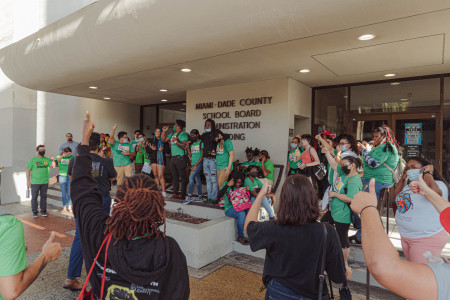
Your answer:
[383,157,406,183]
[229,187,252,212]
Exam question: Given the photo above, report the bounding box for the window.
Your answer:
[314,87,348,136]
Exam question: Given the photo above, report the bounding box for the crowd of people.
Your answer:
[0,111,449,300]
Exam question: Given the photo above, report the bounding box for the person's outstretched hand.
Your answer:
[410,174,431,196]
[42,232,62,262]
[351,178,377,214]
[81,111,95,145]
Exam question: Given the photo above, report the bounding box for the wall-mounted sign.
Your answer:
[406,145,420,158]
[405,123,422,145]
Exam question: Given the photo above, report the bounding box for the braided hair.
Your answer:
[373,125,400,153]
[105,174,166,245]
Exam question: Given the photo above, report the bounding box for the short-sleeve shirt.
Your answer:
[216,139,234,171]
[26,156,52,184]
[57,155,74,177]
[0,215,27,280]
[244,177,263,192]
[395,181,448,239]
[220,182,233,213]
[426,263,450,300]
[168,132,189,156]
[135,144,145,164]
[59,141,79,156]
[287,147,303,169]
[362,143,399,184]
[111,141,134,167]
[190,141,204,166]
[330,166,363,224]
[242,161,258,167]
[257,160,275,181]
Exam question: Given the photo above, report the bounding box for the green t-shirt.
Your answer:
[0,216,27,290]
[287,147,303,170]
[330,166,363,224]
[190,141,204,166]
[257,160,275,181]
[111,141,135,167]
[144,151,151,163]
[168,132,189,156]
[242,161,258,167]
[362,143,399,184]
[26,156,52,184]
[328,149,338,185]
[244,177,263,192]
[220,182,234,213]
[57,155,74,177]
[135,144,145,164]
[216,139,234,171]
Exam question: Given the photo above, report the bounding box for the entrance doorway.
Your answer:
[351,112,442,171]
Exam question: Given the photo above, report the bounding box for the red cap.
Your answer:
[321,130,332,137]
[100,133,106,138]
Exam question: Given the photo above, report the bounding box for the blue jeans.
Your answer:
[203,158,218,201]
[265,280,312,300]
[67,196,112,279]
[355,178,393,240]
[251,197,275,218]
[59,176,72,207]
[225,206,249,237]
[188,162,203,196]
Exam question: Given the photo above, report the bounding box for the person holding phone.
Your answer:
[393,157,449,263]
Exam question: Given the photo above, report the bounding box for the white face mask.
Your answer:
[123,138,128,143]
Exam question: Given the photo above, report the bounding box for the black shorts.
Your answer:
[320,211,350,249]
[150,158,166,166]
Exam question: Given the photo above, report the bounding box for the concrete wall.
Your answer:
[288,78,312,136]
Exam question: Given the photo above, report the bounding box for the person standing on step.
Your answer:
[184,129,204,205]
[134,132,146,174]
[26,145,56,218]
[99,133,111,158]
[59,133,79,157]
[161,119,189,200]
[286,137,303,176]
[200,119,218,203]
[214,129,234,205]
[148,128,169,197]
[56,147,74,213]
[109,124,135,185]
[64,132,117,291]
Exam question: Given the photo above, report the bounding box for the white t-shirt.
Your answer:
[426,263,450,300]
[395,181,448,239]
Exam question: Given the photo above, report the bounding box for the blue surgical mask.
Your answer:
[407,169,421,182]
[123,138,128,143]
[291,143,298,149]
[341,145,348,152]
[205,128,211,133]
[139,138,144,142]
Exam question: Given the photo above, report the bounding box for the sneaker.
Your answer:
[32,213,39,218]
[194,196,204,202]
[183,196,194,205]
[41,212,48,217]
[171,194,179,199]
[349,234,361,245]
[218,199,225,208]
[161,191,167,198]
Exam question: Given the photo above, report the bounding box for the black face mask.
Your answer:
[190,136,197,142]
[342,165,351,175]
[249,172,258,178]
[38,151,46,156]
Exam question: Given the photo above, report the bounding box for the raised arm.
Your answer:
[315,135,334,152]
[350,179,438,300]
[109,124,117,145]
[160,126,170,143]
[323,147,338,171]
[413,174,450,214]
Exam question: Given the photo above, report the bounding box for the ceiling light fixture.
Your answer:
[358,34,376,41]
[180,68,191,72]
[400,98,408,101]
[160,89,168,92]
[390,82,400,86]
[161,99,168,102]
[299,69,310,73]
[180,108,185,111]
[103,97,110,100]
[384,73,396,77]
[89,86,98,89]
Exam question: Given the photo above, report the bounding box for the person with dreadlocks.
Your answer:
[242,147,259,170]
[393,156,449,263]
[71,112,189,300]
[350,125,400,245]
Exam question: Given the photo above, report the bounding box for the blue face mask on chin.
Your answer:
[205,128,211,133]
[406,168,421,182]
[341,145,348,152]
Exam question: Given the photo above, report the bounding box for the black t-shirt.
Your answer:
[147,139,169,161]
[200,132,216,158]
[71,145,190,299]
[247,221,346,299]
[68,153,117,196]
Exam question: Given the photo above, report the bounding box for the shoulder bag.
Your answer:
[310,148,327,181]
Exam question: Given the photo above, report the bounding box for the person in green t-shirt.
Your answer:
[242,147,259,172]
[257,150,275,185]
[161,119,189,199]
[321,149,363,272]
[184,129,204,204]
[56,147,74,213]
[109,124,136,185]
[245,166,275,219]
[0,216,62,300]
[286,137,303,176]
[134,132,146,174]
[26,145,56,218]
[214,130,234,195]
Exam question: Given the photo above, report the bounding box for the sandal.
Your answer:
[61,207,67,213]
[237,236,249,245]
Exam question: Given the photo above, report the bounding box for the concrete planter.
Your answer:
[164,201,236,269]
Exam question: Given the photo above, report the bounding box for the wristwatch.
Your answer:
[423,171,433,176]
